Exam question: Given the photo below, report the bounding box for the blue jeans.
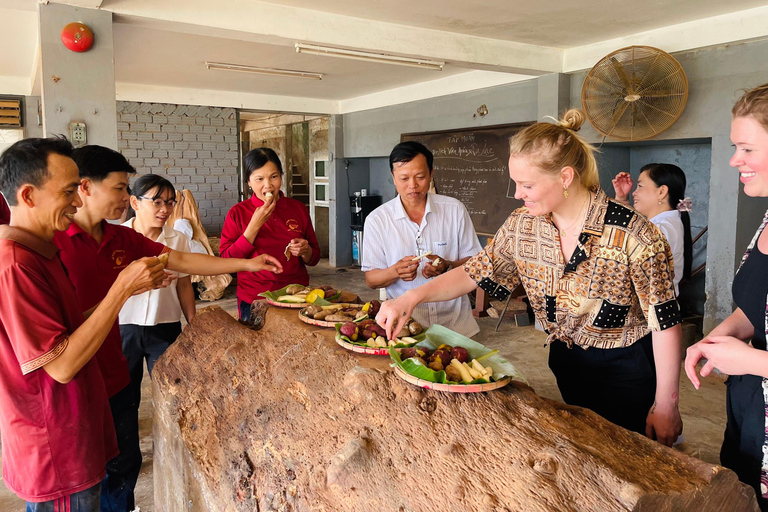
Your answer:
[26,482,101,512]
[101,385,142,512]
[239,300,252,322]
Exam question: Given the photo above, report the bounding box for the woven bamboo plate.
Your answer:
[393,365,511,393]
[299,305,364,328]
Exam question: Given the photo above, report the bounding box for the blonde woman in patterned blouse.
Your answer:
[686,83,768,509]
[378,109,684,446]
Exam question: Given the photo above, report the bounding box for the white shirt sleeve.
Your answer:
[361,214,388,272]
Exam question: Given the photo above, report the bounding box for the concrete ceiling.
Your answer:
[3,0,768,114]
[261,0,768,47]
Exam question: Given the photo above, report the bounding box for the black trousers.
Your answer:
[721,374,768,511]
[548,334,656,435]
[101,385,141,512]
[119,322,182,411]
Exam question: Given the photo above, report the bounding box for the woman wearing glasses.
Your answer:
[119,174,195,409]
[220,148,321,321]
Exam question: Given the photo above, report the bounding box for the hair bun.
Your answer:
[559,109,586,132]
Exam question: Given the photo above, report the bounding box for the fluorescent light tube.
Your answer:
[205,61,323,80]
[294,43,444,71]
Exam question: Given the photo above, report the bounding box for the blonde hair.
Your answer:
[732,83,768,131]
[509,108,600,191]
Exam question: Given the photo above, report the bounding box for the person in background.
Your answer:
[686,83,768,511]
[0,137,165,511]
[362,141,482,338]
[612,163,693,296]
[0,191,10,224]
[377,110,684,445]
[52,145,282,512]
[120,174,195,413]
[220,148,321,322]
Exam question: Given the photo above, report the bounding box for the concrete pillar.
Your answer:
[537,73,571,122]
[38,3,117,149]
[328,114,352,267]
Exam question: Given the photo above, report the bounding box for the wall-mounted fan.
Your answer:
[581,45,688,141]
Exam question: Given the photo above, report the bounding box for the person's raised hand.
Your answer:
[685,336,757,390]
[248,253,284,274]
[116,257,168,296]
[249,194,277,229]
[612,172,634,203]
[393,256,419,282]
[422,254,449,279]
[289,238,312,260]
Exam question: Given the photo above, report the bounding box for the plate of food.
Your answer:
[389,324,527,393]
[333,301,426,354]
[259,284,358,308]
[299,303,365,327]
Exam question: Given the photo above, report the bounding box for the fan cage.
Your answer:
[581,45,688,142]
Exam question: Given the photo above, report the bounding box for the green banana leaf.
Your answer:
[389,324,528,385]
[259,285,338,305]
[334,323,426,348]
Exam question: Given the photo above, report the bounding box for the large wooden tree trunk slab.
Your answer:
[153,306,758,512]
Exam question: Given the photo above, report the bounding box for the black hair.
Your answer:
[0,136,74,206]
[130,174,176,201]
[71,145,135,181]
[389,141,433,172]
[244,148,283,181]
[641,163,692,280]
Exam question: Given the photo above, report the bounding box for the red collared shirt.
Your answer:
[0,194,10,225]
[53,221,168,397]
[0,226,117,502]
[220,192,321,304]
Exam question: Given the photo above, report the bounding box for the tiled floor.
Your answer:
[0,260,728,511]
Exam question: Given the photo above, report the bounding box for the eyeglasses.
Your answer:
[138,196,177,209]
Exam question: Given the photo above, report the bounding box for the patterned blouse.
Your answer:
[464,189,681,349]
[735,209,768,499]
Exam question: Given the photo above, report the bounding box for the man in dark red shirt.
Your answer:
[0,191,10,224]
[53,145,283,512]
[0,137,166,511]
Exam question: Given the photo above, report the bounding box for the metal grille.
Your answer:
[581,46,688,142]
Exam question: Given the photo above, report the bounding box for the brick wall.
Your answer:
[116,102,240,235]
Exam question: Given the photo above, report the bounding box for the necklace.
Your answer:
[556,194,590,238]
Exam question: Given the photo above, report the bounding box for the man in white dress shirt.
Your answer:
[362,141,482,337]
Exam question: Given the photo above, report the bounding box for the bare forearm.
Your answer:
[405,266,478,305]
[168,250,251,275]
[242,221,262,245]
[707,308,754,341]
[177,277,196,323]
[365,267,399,289]
[45,286,130,383]
[652,325,682,405]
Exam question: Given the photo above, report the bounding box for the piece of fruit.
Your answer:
[445,364,462,382]
[430,349,451,366]
[408,321,424,335]
[450,359,473,383]
[305,289,325,304]
[362,302,372,313]
[450,347,469,364]
[339,322,357,338]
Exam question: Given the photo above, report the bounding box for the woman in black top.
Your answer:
[686,83,768,510]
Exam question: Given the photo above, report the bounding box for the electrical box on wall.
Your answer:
[69,121,87,147]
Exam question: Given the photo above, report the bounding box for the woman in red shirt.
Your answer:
[220,148,321,321]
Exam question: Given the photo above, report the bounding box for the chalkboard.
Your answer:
[402,123,529,236]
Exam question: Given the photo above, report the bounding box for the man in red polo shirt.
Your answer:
[0,192,10,224]
[53,144,282,512]
[0,137,167,511]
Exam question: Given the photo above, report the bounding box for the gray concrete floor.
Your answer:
[0,259,727,511]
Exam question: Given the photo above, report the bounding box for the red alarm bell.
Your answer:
[61,22,94,53]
